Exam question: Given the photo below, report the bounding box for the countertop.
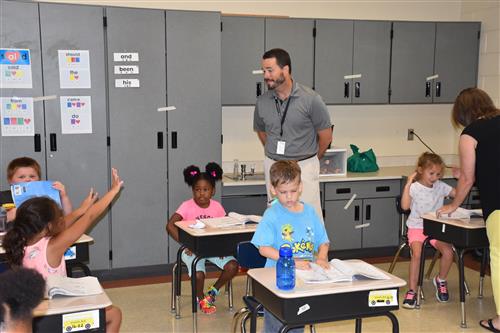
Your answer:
[222,165,456,187]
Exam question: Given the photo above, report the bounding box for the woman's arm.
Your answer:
[437,135,476,215]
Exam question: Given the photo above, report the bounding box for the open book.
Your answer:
[46,275,103,299]
[431,207,483,220]
[11,181,62,208]
[296,259,389,284]
[200,212,262,228]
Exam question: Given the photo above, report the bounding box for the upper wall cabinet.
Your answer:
[265,18,315,90]
[315,20,392,104]
[221,16,264,105]
[391,22,480,104]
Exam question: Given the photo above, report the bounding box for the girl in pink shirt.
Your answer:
[3,168,124,333]
[166,162,238,314]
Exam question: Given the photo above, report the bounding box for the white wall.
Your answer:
[39,0,472,166]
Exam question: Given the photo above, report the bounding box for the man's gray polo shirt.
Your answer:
[253,81,332,161]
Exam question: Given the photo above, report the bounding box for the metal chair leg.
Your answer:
[231,308,250,333]
[228,280,234,310]
[309,324,316,333]
[425,250,440,280]
[241,311,252,333]
[171,263,177,313]
[388,242,407,273]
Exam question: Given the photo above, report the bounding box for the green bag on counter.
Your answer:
[347,144,379,172]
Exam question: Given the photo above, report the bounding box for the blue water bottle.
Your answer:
[276,246,295,290]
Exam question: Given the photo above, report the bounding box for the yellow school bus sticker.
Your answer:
[62,309,99,332]
[368,289,398,307]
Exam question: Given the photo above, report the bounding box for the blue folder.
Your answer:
[10,181,62,208]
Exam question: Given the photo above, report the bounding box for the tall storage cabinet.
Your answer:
[0,0,47,188]
[166,10,222,263]
[106,7,168,268]
[221,16,265,105]
[41,3,111,269]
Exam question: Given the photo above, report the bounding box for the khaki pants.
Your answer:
[487,210,500,315]
[264,155,323,224]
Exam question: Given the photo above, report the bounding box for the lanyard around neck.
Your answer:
[275,97,291,137]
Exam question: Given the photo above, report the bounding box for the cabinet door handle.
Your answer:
[425,82,431,97]
[366,204,371,220]
[435,81,441,97]
[344,82,350,98]
[256,82,262,97]
[157,132,164,149]
[171,131,177,149]
[354,205,360,221]
[50,133,57,152]
[336,188,351,194]
[354,82,360,98]
[376,186,390,192]
[34,134,41,152]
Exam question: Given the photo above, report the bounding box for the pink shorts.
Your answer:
[407,228,437,248]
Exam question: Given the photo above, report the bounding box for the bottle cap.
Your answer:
[279,246,293,258]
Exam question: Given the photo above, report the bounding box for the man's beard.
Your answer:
[265,73,285,90]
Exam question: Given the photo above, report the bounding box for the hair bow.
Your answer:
[190,170,198,176]
[211,171,217,178]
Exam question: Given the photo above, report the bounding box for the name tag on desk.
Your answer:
[62,309,100,332]
[368,289,398,307]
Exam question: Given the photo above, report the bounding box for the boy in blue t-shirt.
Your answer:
[252,160,330,332]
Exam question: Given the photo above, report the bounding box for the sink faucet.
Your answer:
[240,164,247,180]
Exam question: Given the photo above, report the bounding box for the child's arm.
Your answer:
[48,168,123,264]
[259,246,312,270]
[62,188,98,227]
[401,171,416,211]
[166,213,183,243]
[314,243,330,269]
[52,181,73,215]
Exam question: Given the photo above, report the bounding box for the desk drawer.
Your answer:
[324,180,400,200]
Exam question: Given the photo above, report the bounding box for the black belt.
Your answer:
[268,154,317,162]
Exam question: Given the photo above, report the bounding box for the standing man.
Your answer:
[254,48,332,222]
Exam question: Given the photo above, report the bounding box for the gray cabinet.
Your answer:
[38,3,110,270]
[166,10,222,264]
[106,7,168,268]
[0,0,46,189]
[391,21,480,103]
[222,184,268,216]
[433,22,480,103]
[265,18,315,89]
[315,20,391,104]
[324,180,400,251]
[221,16,265,105]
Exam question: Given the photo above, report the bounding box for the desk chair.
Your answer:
[231,241,316,333]
[170,248,234,319]
[389,197,471,300]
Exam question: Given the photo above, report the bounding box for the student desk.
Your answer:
[248,260,406,333]
[33,291,111,332]
[174,221,258,333]
[0,234,94,276]
[417,213,488,328]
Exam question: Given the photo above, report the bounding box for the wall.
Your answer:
[38,0,470,167]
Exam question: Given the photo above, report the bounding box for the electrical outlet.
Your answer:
[407,129,414,141]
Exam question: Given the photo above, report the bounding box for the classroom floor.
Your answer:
[105,259,494,333]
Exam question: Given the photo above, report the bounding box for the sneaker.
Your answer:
[206,285,220,301]
[402,290,417,309]
[433,276,449,302]
[198,295,217,314]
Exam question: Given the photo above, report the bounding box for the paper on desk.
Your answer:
[435,207,483,221]
[189,220,206,229]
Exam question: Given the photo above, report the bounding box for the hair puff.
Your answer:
[183,165,201,187]
[205,162,223,181]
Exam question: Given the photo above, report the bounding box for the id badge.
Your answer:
[277,141,286,155]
